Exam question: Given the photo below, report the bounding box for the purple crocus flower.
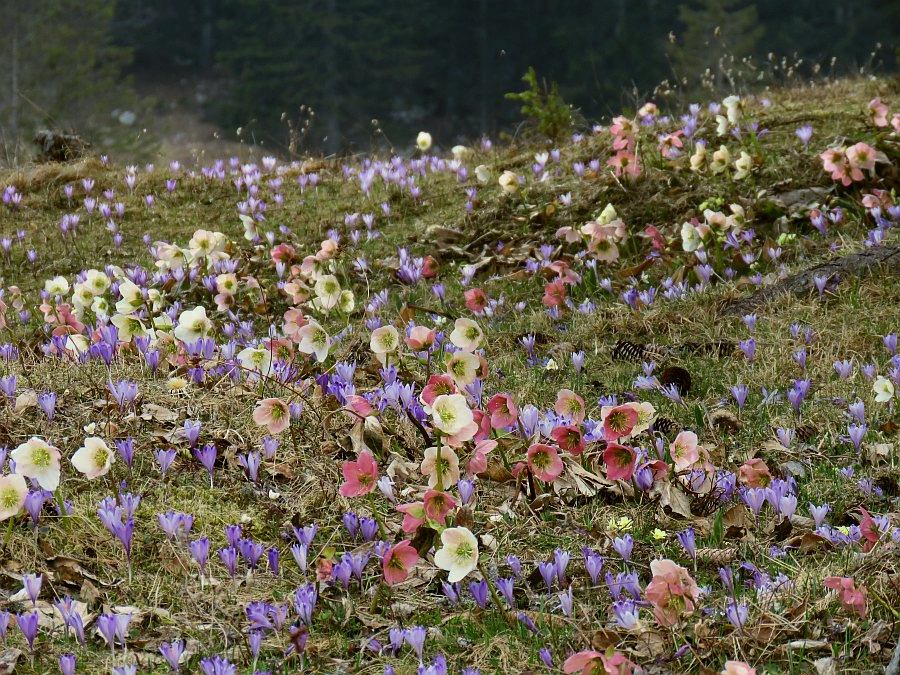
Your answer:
[495,577,515,607]
[730,384,749,409]
[808,503,830,527]
[96,613,117,651]
[160,639,186,671]
[59,653,76,675]
[155,448,176,476]
[218,547,238,578]
[115,438,135,470]
[537,561,556,592]
[677,528,697,560]
[405,625,427,662]
[468,579,489,609]
[584,550,604,585]
[557,586,574,617]
[612,535,633,561]
[612,599,640,629]
[795,124,813,146]
[847,423,867,452]
[725,601,749,629]
[199,655,237,675]
[16,611,39,651]
[37,392,56,420]
[194,444,217,485]
[834,360,853,379]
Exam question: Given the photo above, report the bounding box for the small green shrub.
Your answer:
[505,67,573,141]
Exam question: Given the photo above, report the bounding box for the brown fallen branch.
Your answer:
[719,244,900,317]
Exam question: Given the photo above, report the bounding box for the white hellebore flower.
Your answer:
[722,95,742,125]
[446,350,481,387]
[416,131,433,152]
[474,164,491,184]
[430,394,474,437]
[71,437,114,479]
[873,376,895,403]
[173,306,213,343]
[733,151,753,180]
[313,275,342,311]
[44,276,70,296]
[370,325,400,365]
[451,145,471,161]
[420,445,460,489]
[449,318,483,352]
[0,474,28,521]
[498,170,519,194]
[11,437,62,491]
[680,222,703,253]
[237,346,275,380]
[84,269,111,295]
[297,319,331,363]
[434,526,479,583]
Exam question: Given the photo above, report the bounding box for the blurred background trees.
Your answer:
[0,0,897,163]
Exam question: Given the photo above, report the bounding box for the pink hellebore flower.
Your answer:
[423,489,457,525]
[603,443,637,481]
[737,458,772,488]
[868,97,889,127]
[669,430,700,471]
[563,650,635,675]
[554,389,586,424]
[551,424,585,456]
[397,502,426,533]
[464,288,488,314]
[467,439,497,474]
[542,280,567,307]
[382,540,419,585]
[721,662,756,675]
[405,325,436,350]
[820,148,851,186]
[526,443,564,482]
[600,404,638,442]
[486,393,518,429]
[252,398,291,435]
[420,374,457,409]
[823,576,867,618]
[338,450,379,498]
[344,395,375,418]
[644,558,701,627]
